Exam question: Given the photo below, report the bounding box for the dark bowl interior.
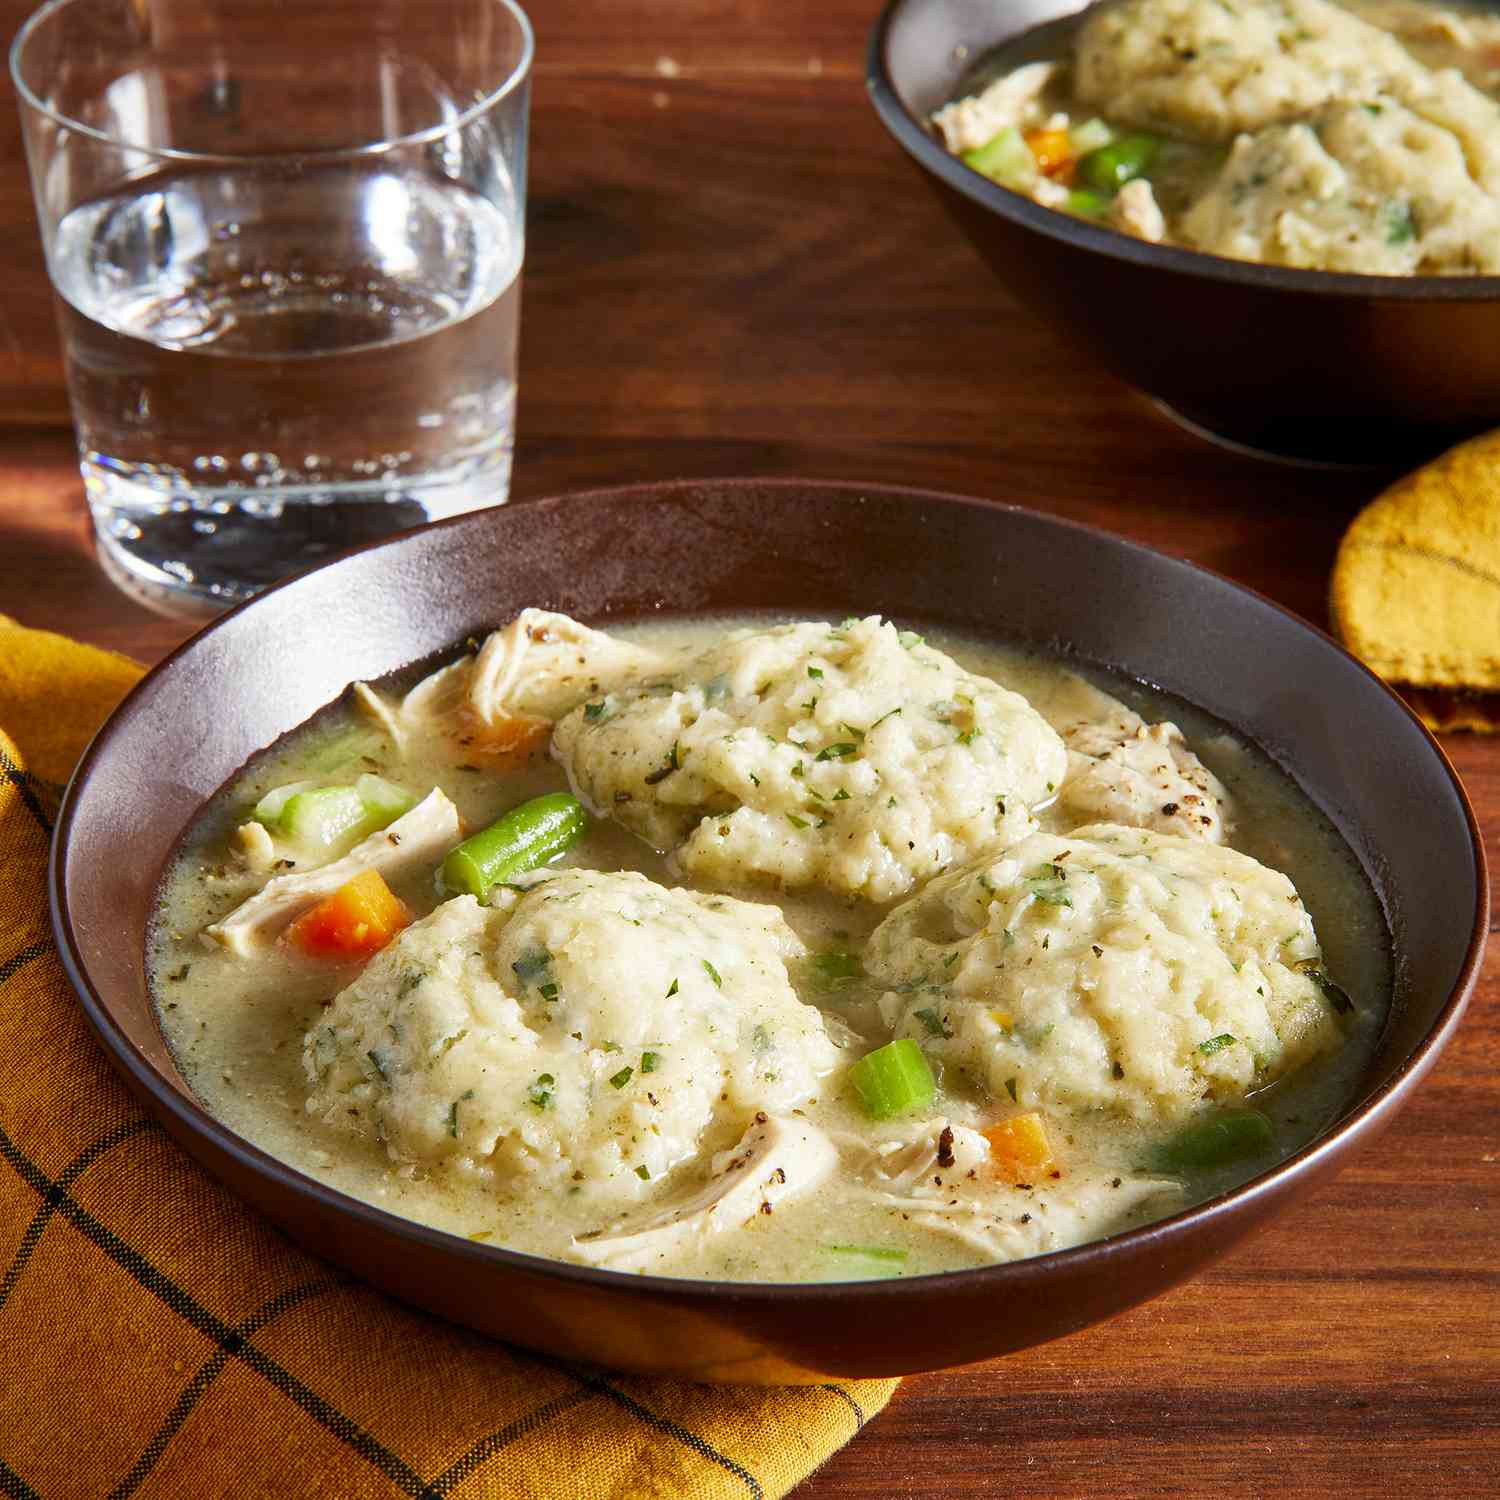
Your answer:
[51,480,1486,1382]
[867,0,1500,466]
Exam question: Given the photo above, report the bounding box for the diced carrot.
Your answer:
[1024,128,1075,178]
[462,713,553,767]
[982,1112,1059,1183]
[287,868,411,960]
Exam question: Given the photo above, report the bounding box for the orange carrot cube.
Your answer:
[1024,128,1075,177]
[287,868,410,960]
[982,1112,1059,1183]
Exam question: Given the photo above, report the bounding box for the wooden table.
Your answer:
[2,2,1496,1494]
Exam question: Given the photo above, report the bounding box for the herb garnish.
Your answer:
[512,949,551,985]
[1025,863,1072,907]
[1198,1033,1238,1055]
[913,1006,950,1038]
[702,959,723,988]
[528,1073,555,1110]
[609,1066,634,1089]
[816,742,858,761]
[813,951,863,980]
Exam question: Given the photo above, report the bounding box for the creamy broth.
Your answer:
[150,616,1389,1282]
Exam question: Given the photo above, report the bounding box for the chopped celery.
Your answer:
[849,1039,936,1120]
[822,1244,908,1281]
[1065,189,1112,221]
[355,773,416,827]
[280,786,368,848]
[253,780,318,827]
[1069,117,1114,155]
[960,126,1038,191]
[1152,1107,1275,1173]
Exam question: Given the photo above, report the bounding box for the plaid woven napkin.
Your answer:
[0,614,897,1500]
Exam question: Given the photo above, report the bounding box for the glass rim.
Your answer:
[9,0,534,164]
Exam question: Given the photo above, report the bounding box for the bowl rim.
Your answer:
[865,0,1500,303]
[49,476,1491,1307]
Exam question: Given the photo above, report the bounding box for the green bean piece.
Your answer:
[441,792,589,899]
[1076,133,1161,194]
[1065,188,1112,220]
[1152,1107,1275,1173]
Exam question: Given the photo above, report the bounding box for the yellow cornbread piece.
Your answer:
[1331,429,1500,730]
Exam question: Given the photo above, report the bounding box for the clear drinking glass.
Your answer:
[12,0,532,617]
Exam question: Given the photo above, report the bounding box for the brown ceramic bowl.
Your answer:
[50,480,1486,1382]
[866,0,1500,466]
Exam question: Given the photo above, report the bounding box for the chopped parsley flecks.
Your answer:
[1025,863,1072,907]
[702,959,723,988]
[644,741,681,785]
[1385,199,1417,246]
[609,1066,634,1089]
[813,951,863,981]
[528,1073,556,1110]
[512,949,552,985]
[1198,1034,1238,1055]
[913,1006,950,1038]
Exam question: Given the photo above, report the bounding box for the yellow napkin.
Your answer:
[1331,428,1500,732]
[0,615,897,1499]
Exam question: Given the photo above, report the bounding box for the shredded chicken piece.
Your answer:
[568,1113,838,1272]
[353,610,669,760]
[931,61,1058,152]
[206,789,462,956]
[233,820,276,873]
[468,609,668,726]
[864,1174,1181,1261]
[835,1117,991,1194]
[1112,178,1166,243]
[1060,714,1232,842]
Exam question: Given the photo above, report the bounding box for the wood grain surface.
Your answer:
[1,0,1496,1495]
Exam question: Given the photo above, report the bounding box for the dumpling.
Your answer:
[1073,0,1419,142]
[552,617,1068,903]
[303,869,840,1210]
[864,824,1349,1123]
